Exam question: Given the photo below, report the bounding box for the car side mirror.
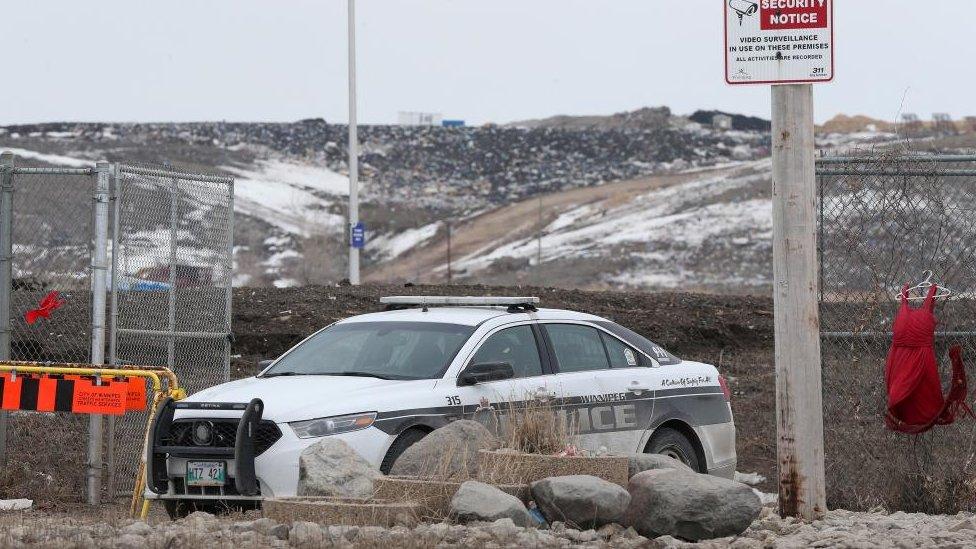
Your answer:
[458,362,514,387]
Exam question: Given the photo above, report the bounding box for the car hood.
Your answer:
[179,375,436,423]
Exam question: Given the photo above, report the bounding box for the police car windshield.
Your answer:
[262,321,475,381]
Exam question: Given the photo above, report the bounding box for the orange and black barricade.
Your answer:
[0,373,131,415]
[0,361,184,519]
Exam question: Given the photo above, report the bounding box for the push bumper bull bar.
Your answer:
[146,397,265,497]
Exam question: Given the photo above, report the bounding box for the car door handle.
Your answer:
[627,381,652,394]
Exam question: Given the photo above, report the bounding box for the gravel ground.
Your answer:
[3,508,976,548]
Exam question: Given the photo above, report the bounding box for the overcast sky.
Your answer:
[1,1,972,126]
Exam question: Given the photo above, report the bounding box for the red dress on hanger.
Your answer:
[885,284,970,434]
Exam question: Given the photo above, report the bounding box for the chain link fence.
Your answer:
[109,164,234,497]
[818,153,976,511]
[0,153,233,502]
[0,157,96,501]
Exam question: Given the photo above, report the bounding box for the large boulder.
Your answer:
[297,438,381,498]
[530,475,630,529]
[390,420,497,480]
[623,469,761,541]
[628,453,694,478]
[449,481,534,527]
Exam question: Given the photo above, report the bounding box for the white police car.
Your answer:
[144,297,736,517]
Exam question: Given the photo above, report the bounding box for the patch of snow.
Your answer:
[251,159,350,196]
[263,235,292,248]
[273,278,300,288]
[222,159,347,236]
[455,170,771,275]
[735,471,767,486]
[752,488,778,506]
[0,148,92,168]
[0,499,32,511]
[263,249,301,269]
[548,204,596,232]
[369,222,441,260]
[43,131,78,139]
[116,228,226,280]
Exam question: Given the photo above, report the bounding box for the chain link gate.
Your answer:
[109,164,234,497]
[0,153,97,501]
[817,154,976,511]
[0,152,233,503]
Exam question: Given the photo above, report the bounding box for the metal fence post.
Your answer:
[225,180,234,382]
[87,162,111,505]
[106,163,121,498]
[0,152,14,466]
[168,178,178,370]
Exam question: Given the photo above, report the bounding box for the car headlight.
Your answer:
[289,412,377,439]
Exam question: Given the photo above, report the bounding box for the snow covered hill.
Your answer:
[367,161,775,293]
[0,113,906,292]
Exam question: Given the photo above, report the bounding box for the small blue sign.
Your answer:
[351,222,366,249]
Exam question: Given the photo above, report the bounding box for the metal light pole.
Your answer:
[347,0,360,285]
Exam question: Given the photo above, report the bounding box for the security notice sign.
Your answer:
[725,0,833,85]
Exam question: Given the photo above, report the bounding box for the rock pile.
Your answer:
[296,439,381,499]
[294,421,760,542]
[389,420,498,480]
[449,480,535,527]
[623,469,761,541]
[530,475,630,528]
[7,508,976,547]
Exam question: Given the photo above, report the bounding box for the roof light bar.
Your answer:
[380,296,539,307]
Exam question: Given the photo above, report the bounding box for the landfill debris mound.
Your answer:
[0,111,767,209]
[0,107,919,290]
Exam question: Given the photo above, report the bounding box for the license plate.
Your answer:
[186,461,226,487]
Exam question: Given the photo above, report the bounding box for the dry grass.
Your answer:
[496,395,578,455]
[413,437,484,482]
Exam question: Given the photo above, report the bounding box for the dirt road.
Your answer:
[365,167,739,283]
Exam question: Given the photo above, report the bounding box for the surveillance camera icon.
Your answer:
[729,0,758,25]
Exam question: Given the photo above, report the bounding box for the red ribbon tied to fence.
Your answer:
[25,291,66,325]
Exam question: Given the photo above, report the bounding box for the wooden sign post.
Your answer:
[725,0,834,520]
[770,84,825,519]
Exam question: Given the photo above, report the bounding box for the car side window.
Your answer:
[469,325,544,379]
[545,324,611,373]
[600,332,642,368]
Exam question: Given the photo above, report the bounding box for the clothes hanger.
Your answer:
[893,270,953,301]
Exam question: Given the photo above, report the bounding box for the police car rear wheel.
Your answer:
[646,427,701,472]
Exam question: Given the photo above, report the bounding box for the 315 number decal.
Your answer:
[445,395,461,406]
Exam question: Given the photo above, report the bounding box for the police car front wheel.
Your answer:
[380,428,429,474]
